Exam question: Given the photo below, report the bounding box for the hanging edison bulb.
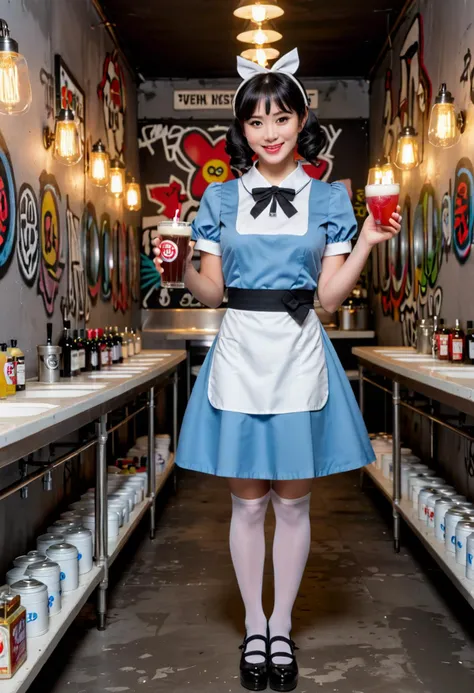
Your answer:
[0,19,32,115]
[237,21,282,45]
[234,0,284,22]
[125,177,141,211]
[428,83,465,148]
[109,158,125,197]
[395,126,419,170]
[89,139,110,186]
[43,108,82,165]
[367,161,383,185]
[380,159,396,184]
[241,45,280,67]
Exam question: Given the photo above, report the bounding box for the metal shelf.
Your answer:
[363,453,474,608]
[3,565,104,693]
[5,456,176,692]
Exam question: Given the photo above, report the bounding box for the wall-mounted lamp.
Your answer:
[89,139,110,186]
[125,177,141,211]
[109,158,125,197]
[367,158,396,185]
[428,83,466,148]
[0,19,32,115]
[395,126,419,170]
[43,108,82,165]
[367,160,382,185]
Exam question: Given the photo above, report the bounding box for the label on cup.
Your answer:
[160,240,179,262]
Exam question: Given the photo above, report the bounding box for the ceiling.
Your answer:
[98,0,408,80]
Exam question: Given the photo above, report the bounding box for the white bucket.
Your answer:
[46,543,79,593]
[63,528,93,575]
[37,533,65,555]
[11,578,49,637]
[26,560,61,615]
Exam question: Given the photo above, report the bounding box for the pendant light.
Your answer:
[241,45,280,67]
[0,19,32,115]
[237,22,282,45]
[367,160,383,186]
[43,108,82,166]
[234,0,284,22]
[109,158,125,197]
[89,139,110,186]
[428,83,466,148]
[125,177,141,211]
[395,126,419,170]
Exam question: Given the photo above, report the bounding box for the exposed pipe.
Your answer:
[368,0,415,80]
[91,0,138,81]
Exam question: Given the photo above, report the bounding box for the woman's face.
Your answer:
[242,98,305,167]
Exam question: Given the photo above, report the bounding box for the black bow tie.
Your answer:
[250,186,297,219]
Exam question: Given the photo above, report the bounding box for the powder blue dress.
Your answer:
[175,164,375,480]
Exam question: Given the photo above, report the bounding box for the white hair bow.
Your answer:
[232,48,309,115]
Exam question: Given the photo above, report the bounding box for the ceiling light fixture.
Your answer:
[233,0,284,22]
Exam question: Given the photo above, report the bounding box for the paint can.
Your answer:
[13,554,46,571]
[63,528,93,575]
[455,521,474,566]
[37,533,65,555]
[26,560,61,615]
[108,498,130,526]
[466,535,474,581]
[5,567,26,586]
[444,509,474,554]
[46,543,79,593]
[417,488,442,523]
[11,579,49,638]
[47,519,83,535]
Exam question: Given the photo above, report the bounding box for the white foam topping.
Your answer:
[365,183,400,197]
[157,221,191,237]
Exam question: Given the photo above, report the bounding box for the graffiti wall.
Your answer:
[0,2,140,373]
[139,118,368,309]
[370,2,474,346]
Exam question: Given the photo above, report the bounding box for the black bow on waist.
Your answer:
[251,186,297,219]
[281,290,314,326]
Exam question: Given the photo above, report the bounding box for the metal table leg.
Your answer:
[173,369,178,494]
[96,414,108,630]
[148,386,156,540]
[392,380,401,553]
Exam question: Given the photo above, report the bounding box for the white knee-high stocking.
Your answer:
[269,489,311,664]
[229,491,271,664]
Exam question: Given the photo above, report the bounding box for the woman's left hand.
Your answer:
[360,205,402,248]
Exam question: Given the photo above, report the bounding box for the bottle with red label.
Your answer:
[87,329,100,371]
[436,319,451,360]
[1,344,16,395]
[450,319,464,362]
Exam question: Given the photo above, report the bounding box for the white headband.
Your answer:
[232,48,310,117]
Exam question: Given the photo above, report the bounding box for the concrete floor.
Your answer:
[30,469,474,693]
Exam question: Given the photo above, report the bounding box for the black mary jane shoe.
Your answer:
[268,636,299,692]
[239,633,269,691]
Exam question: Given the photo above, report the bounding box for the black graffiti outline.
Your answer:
[16,183,39,286]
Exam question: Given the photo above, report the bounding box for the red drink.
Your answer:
[365,184,400,226]
[157,221,191,289]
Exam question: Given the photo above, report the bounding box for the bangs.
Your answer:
[235,73,306,121]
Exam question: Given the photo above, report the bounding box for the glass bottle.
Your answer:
[450,319,464,362]
[437,319,450,361]
[88,329,100,371]
[114,326,123,363]
[71,329,80,376]
[466,321,474,364]
[59,320,73,377]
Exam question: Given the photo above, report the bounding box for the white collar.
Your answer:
[242,161,310,192]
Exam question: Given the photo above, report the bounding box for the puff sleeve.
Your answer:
[191,182,222,256]
[323,181,357,257]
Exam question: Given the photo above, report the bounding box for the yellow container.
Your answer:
[0,587,27,679]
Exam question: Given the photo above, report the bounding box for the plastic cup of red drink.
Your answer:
[365,183,400,226]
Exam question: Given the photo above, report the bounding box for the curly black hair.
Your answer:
[225,71,327,175]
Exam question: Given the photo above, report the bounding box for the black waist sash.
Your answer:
[227,288,315,326]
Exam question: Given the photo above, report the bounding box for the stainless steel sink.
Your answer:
[0,402,58,417]
[21,389,97,399]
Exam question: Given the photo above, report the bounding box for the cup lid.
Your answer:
[46,542,78,555]
[26,559,59,573]
[13,553,46,567]
[37,533,65,543]
[64,527,91,538]
[11,578,48,593]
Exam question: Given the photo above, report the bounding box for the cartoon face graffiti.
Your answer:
[38,174,63,316]
[17,184,39,286]
[97,50,126,161]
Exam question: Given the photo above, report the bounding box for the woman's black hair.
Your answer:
[225,72,327,175]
